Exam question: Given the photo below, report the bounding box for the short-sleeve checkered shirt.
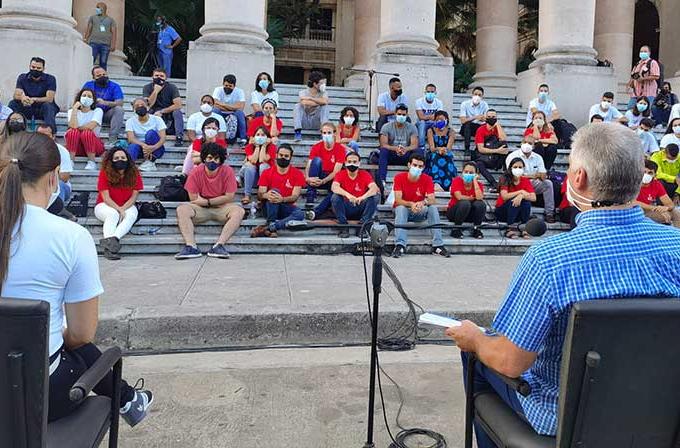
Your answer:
[493,207,680,435]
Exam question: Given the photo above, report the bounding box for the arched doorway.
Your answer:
[633,0,660,62]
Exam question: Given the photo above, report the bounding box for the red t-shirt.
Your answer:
[448,176,484,208]
[184,164,237,199]
[309,141,347,173]
[474,125,499,145]
[258,166,306,198]
[334,169,375,196]
[392,172,435,207]
[523,127,555,140]
[245,143,277,166]
[559,175,571,209]
[496,176,535,207]
[637,179,667,205]
[96,170,144,206]
[191,138,227,154]
[247,116,283,138]
[338,123,358,140]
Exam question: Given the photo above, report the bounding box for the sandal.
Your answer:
[504,229,519,239]
[521,231,531,239]
[241,196,251,205]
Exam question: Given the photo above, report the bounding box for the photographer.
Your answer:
[653,82,677,127]
[155,15,181,77]
[627,45,660,110]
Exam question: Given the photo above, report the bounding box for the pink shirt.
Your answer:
[185,164,237,199]
[631,59,660,98]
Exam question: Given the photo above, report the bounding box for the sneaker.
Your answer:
[432,246,451,258]
[304,210,316,221]
[338,229,350,239]
[120,381,153,428]
[84,160,98,170]
[392,245,406,258]
[450,228,463,239]
[237,138,248,148]
[207,243,230,259]
[471,227,484,239]
[545,214,556,224]
[139,160,156,172]
[175,135,184,147]
[175,245,203,260]
[294,130,302,141]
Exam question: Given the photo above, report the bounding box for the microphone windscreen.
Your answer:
[524,217,547,237]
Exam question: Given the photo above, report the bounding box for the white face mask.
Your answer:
[204,128,218,139]
[343,116,355,126]
[472,95,481,105]
[533,118,545,127]
[565,178,596,212]
[600,101,611,111]
[80,96,94,108]
[48,171,60,208]
[511,167,524,178]
[521,143,533,154]
[673,126,680,135]
[642,173,654,184]
[200,103,213,114]
[318,82,326,93]
[254,135,267,146]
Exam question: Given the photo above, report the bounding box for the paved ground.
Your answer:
[112,345,470,448]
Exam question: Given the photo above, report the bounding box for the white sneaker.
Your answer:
[84,160,98,170]
[139,160,156,172]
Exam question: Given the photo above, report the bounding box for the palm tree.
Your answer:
[435,0,477,65]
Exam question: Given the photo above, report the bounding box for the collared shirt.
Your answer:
[505,149,546,175]
[493,207,680,435]
[459,99,489,124]
[82,80,124,112]
[157,25,180,54]
[631,59,660,98]
[377,91,409,122]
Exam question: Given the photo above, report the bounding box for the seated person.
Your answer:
[337,106,361,152]
[293,71,329,141]
[391,153,449,259]
[305,122,346,218]
[661,117,680,149]
[590,114,604,123]
[558,174,579,229]
[186,95,227,142]
[0,132,152,427]
[415,83,443,150]
[523,110,558,170]
[447,162,485,240]
[212,74,247,146]
[525,83,560,126]
[473,109,508,190]
[459,86,489,153]
[506,137,555,223]
[250,72,279,116]
[446,123,680,447]
[636,159,680,227]
[652,82,678,127]
[425,110,456,191]
[0,112,27,144]
[175,143,245,260]
[649,143,680,200]
[65,87,104,170]
[247,99,283,146]
[95,147,143,260]
[142,68,184,146]
[378,103,420,184]
[8,57,60,133]
[376,77,408,132]
[588,91,627,124]
[125,97,167,172]
[239,126,276,205]
[36,124,74,214]
[637,117,659,155]
[495,157,537,238]
[624,96,652,129]
[251,144,307,237]
[83,66,125,143]
[182,117,227,175]
[330,151,380,238]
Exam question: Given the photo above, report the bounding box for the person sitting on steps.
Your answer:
[239,126,277,206]
[635,159,680,228]
[186,94,226,142]
[65,87,104,170]
[459,86,489,154]
[376,77,408,133]
[377,103,420,186]
[182,117,227,175]
[142,67,184,147]
[247,99,283,146]
[336,106,361,153]
[212,74,248,147]
[523,110,558,170]
[125,97,167,172]
[495,157,537,238]
[305,122,346,220]
[293,71,330,142]
[250,72,279,117]
[82,65,125,144]
[415,83,444,151]
[8,56,59,134]
[447,161,485,240]
[473,109,508,191]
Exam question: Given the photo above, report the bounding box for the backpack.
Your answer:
[551,119,577,149]
[155,175,189,202]
[66,191,90,218]
[136,201,167,221]
[224,113,238,142]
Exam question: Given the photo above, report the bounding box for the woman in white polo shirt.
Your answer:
[0,132,152,427]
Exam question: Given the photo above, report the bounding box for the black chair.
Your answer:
[464,298,680,448]
[0,298,123,448]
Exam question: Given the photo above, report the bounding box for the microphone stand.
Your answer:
[342,67,400,133]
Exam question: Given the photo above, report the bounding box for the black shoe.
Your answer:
[392,245,406,258]
[103,247,121,260]
[175,135,184,147]
[432,246,451,258]
[338,229,350,239]
[450,228,463,239]
[100,236,121,254]
[471,227,484,239]
[545,214,556,224]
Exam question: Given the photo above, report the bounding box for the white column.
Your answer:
[593,0,635,96]
[0,0,91,109]
[186,0,274,114]
[345,0,380,88]
[73,0,131,75]
[371,0,453,117]
[659,0,680,78]
[472,0,518,98]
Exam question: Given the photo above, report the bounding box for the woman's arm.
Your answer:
[121,190,140,211]
[64,297,99,349]
[541,131,558,145]
[446,129,455,151]
[427,128,436,152]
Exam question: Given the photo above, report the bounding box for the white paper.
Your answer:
[419,313,462,328]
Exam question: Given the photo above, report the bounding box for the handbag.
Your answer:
[135,201,167,220]
[65,191,90,218]
[155,175,189,202]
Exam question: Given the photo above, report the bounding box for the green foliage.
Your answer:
[267,17,286,49]
[435,0,477,64]
[454,63,476,93]
[267,0,320,41]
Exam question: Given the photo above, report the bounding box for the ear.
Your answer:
[572,167,588,190]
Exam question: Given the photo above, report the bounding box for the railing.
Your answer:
[308,28,333,42]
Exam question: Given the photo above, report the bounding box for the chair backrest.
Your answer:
[0,298,50,448]
[556,298,680,448]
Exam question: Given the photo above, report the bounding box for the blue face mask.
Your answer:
[435,120,447,129]
[409,166,423,178]
[425,92,436,102]
[322,134,335,145]
[258,79,270,90]
[538,91,548,101]
[395,115,407,124]
[462,173,475,183]
[205,161,221,171]
[95,7,103,15]
[639,52,650,60]
[636,102,648,112]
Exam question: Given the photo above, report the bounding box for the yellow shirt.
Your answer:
[650,150,680,194]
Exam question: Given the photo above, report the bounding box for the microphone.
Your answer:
[520,217,548,237]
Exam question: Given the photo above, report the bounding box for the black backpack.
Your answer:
[66,192,90,218]
[155,175,189,202]
[551,119,577,149]
[136,201,167,220]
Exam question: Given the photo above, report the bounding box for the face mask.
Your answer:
[636,102,648,112]
[318,83,326,93]
[639,52,650,60]
[48,172,60,209]
[666,156,678,163]
[135,106,148,117]
[600,101,611,110]
[521,143,533,154]
[395,115,407,124]
[637,128,648,136]
[276,157,290,168]
[112,160,129,171]
[642,173,654,184]
[472,95,481,105]
[95,7,103,15]
[394,89,403,97]
[485,117,497,126]
[263,109,272,117]
[566,178,595,212]
[204,128,218,139]
[8,120,26,133]
[95,76,109,87]
[254,135,267,146]
[538,91,548,101]
[322,134,335,145]
[409,166,423,178]
[29,69,42,78]
[533,118,545,127]
[258,79,270,90]
[205,161,221,171]
[153,77,165,86]
[673,126,680,135]
[346,164,359,172]
[156,21,162,27]
[462,173,475,183]
[223,87,234,95]
[80,96,94,108]
[435,120,447,129]
[511,168,524,178]
[343,116,355,126]
[200,103,213,114]
[425,92,436,102]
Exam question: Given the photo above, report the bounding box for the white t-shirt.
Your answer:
[3,205,103,356]
[526,98,557,125]
[186,112,227,137]
[670,103,680,121]
[212,86,246,105]
[125,114,167,139]
[624,110,646,128]
[505,149,546,175]
[660,133,680,149]
[251,90,280,108]
[415,97,444,119]
[67,107,103,136]
[57,143,73,189]
[588,103,623,122]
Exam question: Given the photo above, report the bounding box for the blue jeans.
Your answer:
[240,163,270,197]
[157,50,173,77]
[59,180,72,203]
[214,109,247,140]
[307,157,333,215]
[8,100,59,133]
[331,193,378,224]
[345,141,360,152]
[378,147,424,182]
[393,205,443,248]
[90,42,111,70]
[127,130,165,161]
[417,120,435,149]
[461,351,526,448]
[266,202,304,231]
[494,200,531,225]
[652,106,671,126]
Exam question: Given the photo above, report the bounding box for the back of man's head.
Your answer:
[570,123,644,205]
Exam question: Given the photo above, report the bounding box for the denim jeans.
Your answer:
[90,42,111,69]
[331,193,378,224]
[393,205,443,248]
[150,107,184,137]
[240,162,270,197]
[307,157,333,215]
[266,202,304,231]
[416,120,435,149]
[127,130,165,161]
[377,147,425,182]
[494,200,532,225]
[59,180,72,203]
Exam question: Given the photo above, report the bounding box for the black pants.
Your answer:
[48,343,135,422]
[446,200,486,226]
[660,180,678,199]
[460,122,481,152]
[495,200,531,225]
[472,153,504,188]
[8,100,59,133]
[559,206,579,230]
[534,143,558,170]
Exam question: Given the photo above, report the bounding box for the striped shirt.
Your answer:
[492,207,680,435]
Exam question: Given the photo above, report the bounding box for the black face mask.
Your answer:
[29,69,42,79]
[135,106,148,117]
[486,117,497,126]
[153,77,165,86]
[394,89,403,97]
[346,164,359,172]
[276,158,291,168]
[95,76,109,87]
[112,160,129,171]
[224,87,234,95]
[8,121,26,133]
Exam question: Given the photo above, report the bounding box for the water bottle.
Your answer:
[249,203,257,220]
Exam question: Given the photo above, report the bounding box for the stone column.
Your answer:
[186,0,274,114]
[472,0,518,98]
[370,0,453,118]
[73,0,131,75]
[660,0,680,78]
[0,0,91,109]
[334,0,356,86]
[594,0,635,96]
[345,0,380,88]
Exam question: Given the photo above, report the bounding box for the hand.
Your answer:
[348,195,359,206]
[307,177,321,187]
[142,145,153,157]
[437,147,447,156]
[536,172,547,181]
[269,190,283,203]
[153,83,163,92]
[497,147,509,155]
[445,320,482,352]
[165,44,173,49]
[21,96,32,106]
[512,195,523,207]
[154,111,163,117]
[117,207,126,223]
[73,101,82,110]
[411,202,424,213]
[477,115,485,121]
[653,205,669,213]
[96,98,106,105]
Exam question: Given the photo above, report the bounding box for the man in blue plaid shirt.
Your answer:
[447,123,680,447]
